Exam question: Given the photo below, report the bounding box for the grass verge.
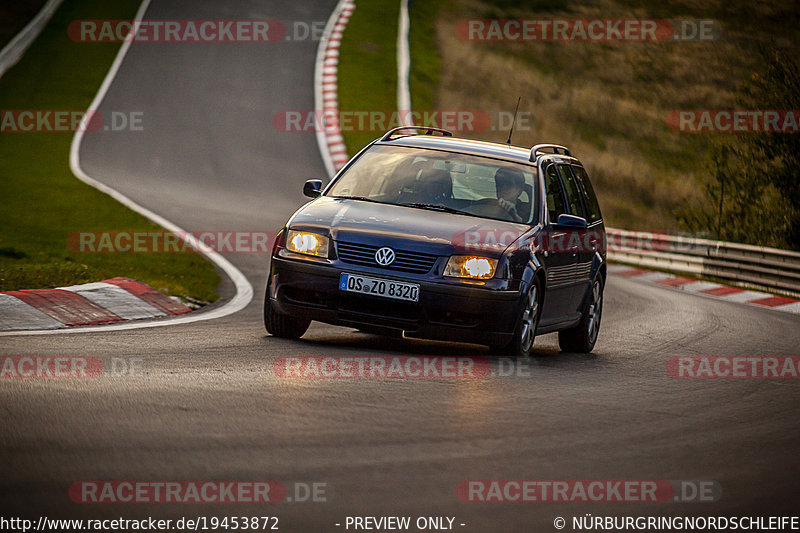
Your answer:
[0,0,221,302]
[336,0,400,154]
[434,0,799,234]
[336,0,798,240]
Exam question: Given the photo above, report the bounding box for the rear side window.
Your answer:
[556,164,588,220]
[543,164,568,223]
[572,165,602,223]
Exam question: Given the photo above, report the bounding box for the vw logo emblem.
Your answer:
[375,247,395,266]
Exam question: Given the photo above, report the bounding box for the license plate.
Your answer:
[339,273,419,302]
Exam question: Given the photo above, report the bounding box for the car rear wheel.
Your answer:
[264,286,310,339]
[492,279,541,357]
[558,276,603,353]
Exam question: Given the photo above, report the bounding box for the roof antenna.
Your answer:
[505,96,521,145]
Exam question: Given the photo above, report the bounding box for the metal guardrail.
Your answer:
[606,228,800,298]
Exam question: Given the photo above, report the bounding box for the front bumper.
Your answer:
[268,255,521,346]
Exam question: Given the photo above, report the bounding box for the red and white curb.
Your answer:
[314,0,355,177]
[0,278,190,331]
[608,264,800,315]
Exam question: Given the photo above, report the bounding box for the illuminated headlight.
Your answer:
[286,230,329,258]
[444,255,498,279]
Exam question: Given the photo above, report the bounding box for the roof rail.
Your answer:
[380,126,453,142]
[529,144,571,161]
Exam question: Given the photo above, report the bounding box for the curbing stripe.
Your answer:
[749,295,799,308]
[103,277,190,315]
[314,0,356,178]
[0,294,63,330]
[610,263,800,315]
[60,281,166,320]
[701,286,744,296]
[0,278,190,330]
[656,277,697,287]
[5,289,122,326]
[677,280,723,293]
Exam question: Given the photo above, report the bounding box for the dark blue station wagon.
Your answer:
[265,127,606,356]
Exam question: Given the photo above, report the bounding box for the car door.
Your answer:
[555,164,592,320]
[571,163,605,264]
[538,162,578,326]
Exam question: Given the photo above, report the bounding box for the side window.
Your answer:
[544,164,568,223]
[556,164,588,219]
[572,165,602,223]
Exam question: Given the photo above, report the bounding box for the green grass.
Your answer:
[0,0,221,302]
[407,1,442,114]
[336,0,400,154]
[337,0,798,238]
[431,0,799,234]
[337,0,443,154]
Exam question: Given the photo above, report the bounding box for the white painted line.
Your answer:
[0,294,63,331]
[396,0,413,125]
[0,0,65,80]
[60,282,165,320]
[2,0,253,336]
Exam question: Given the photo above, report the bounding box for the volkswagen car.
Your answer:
[264,127,606,355]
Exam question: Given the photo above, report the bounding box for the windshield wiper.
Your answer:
[331,195,386,205]
[399,203,472,216]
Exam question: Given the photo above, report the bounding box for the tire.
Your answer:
[558,276,603,353]
[263,285,310,339]
[500,278,541,358]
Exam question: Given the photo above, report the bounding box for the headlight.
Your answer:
[286,230,329,258]
[444,255,498,279]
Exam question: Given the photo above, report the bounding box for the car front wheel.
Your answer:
[497,279,541,358]
[263,284,310,339]
[558,276,603,353]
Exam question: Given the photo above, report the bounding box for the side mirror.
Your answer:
[303,179,323,198]
[555,213,587,229]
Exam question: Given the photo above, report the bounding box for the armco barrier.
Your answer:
[606,228,800,298]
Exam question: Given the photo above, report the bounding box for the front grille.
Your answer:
[335,241,438,274]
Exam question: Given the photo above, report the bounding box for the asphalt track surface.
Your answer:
[2,1,800,531]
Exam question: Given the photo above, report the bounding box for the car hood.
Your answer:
[287,196,530,256]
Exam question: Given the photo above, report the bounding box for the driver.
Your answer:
[494,167,526,222]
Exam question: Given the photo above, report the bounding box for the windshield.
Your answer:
[326,145,538,224]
